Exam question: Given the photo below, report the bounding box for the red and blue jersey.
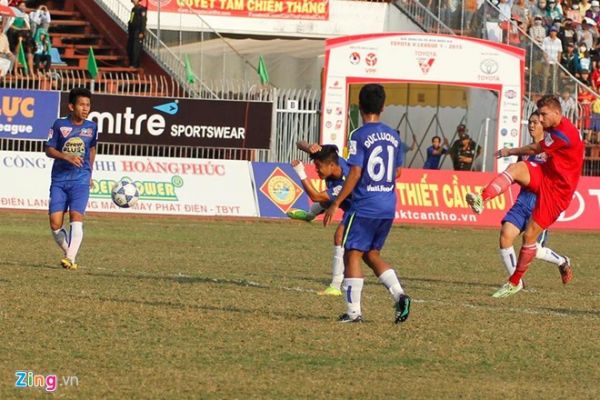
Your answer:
[347,122,403,219]
[46,117,98,184]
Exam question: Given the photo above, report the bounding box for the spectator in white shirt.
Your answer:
[29,5,51,36]
[542,26,563,93]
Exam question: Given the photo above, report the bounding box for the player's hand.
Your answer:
[292,161,307,180]
[64,154,83,167]
[323,203,338,227]
[495,148,511,158]
[308,143,321,154]
[291,159,300,167]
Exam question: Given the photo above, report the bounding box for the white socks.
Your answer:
[330,246,344,290]
[536,244,566,266]
[342,278,363,317]
[378,269,404,302]
[52,228,68,255]
[499,247,517,276]
[65,222,83,263]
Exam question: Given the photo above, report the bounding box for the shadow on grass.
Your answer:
[73,293,333,321]
[405,276,500,290]
[538,307,600,318]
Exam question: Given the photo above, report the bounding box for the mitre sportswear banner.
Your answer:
[60,94,273,149]
[147,0,329,20]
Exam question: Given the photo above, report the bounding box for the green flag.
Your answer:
[87,47,98,79]
[184,54,197,84]
[17,41,28,75]
[257,55,269,85]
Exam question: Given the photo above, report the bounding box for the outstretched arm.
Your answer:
[496,142,542,158]
[296,140,321,155]
[291,160,329,203]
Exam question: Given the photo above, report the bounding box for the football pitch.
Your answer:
[1,211,599,399]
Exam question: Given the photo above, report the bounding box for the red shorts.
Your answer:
[525,161,570,229]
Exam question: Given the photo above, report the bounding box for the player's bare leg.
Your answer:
[339,249,364,322]
[319,224,344,296]
[49,211,68,258]
[363,250,411,324]
[60,211,85,270]
[467,161,531,214]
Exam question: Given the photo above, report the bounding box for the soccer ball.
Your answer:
[111,180,140,208]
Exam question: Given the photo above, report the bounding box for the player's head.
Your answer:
[68,87,92,121]
[310,144,340,179]
[432,135,441,148]
[358,84,385,116]
[528,111,544,143]
[536,95,562,129]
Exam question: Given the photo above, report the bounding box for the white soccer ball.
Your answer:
[111,179,140,208]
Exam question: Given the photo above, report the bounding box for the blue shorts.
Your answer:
[49,181,90,215]
[342,213,393,252]
[502,202,549,246]
[502,201,531,232]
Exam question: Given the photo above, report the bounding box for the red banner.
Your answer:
[147,0,329,20]
[304,166,600,231]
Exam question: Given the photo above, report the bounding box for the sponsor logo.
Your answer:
[480,59,499,75]
[62,137,85,156]
[335,120,342,129]
[259,167,303,213]
[365,53,377,66]
[349,52,360,65]
[511,129,518,137]
[417,57,435,74]
[325,121,332,128]
[544,133,554,146]
[512,115,518,123]
[501,128,508,136]
[90,175,183,202]
[153,101,179,115]
[505,89,517,99]
[60,127,72,138]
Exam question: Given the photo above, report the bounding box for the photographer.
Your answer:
[29,5,51,37]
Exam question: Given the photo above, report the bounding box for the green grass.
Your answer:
[1,211,599,399]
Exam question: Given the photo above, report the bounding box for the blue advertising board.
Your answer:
[251,162,310,218]
[0,88,60,140]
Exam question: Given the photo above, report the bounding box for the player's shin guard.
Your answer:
[378,268,404,302]
[309,202,325,216]
[499,247,517,276]
[52,228,68,255]
[536,244,566,266]
[342,278,363,317]
[482,171,514,201]
[330,246,344,289]
[65,222,83,263]
[509,243,537,285]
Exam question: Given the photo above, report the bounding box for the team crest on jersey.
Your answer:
[544,133,554,147]
[60,127,73,138]
[348,140,357,155]
[80,128,93,137]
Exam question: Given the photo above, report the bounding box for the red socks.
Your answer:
[482,171,514,201]
[509,243,537,285]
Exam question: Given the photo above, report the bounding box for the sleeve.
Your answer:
[396,142,405,168]
[540,130,569,156]
[346,134,364,167]
[427,147,433,157]
[90,124,98,148]
[325,184,340,201]
[46,120,59,149]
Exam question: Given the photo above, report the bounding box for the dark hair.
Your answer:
[432,135,441,142]
[68,87,92,105]
[310,144,340,164]
[359,84,385,115]
[536,95,562,113]
[529,110,540,119]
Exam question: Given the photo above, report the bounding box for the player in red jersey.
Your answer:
[466,95,583,297]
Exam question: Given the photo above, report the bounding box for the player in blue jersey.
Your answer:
[45,87,98,270]
[289,143,351,296]
[323,84,411,324]
[498,111,571,285]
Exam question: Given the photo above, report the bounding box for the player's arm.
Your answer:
[296,140,321,155]
[45,145,83,167]
[291,160,329,203]
[496,142,542,158]
[89,146,97,187]
[323,165,361,226]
